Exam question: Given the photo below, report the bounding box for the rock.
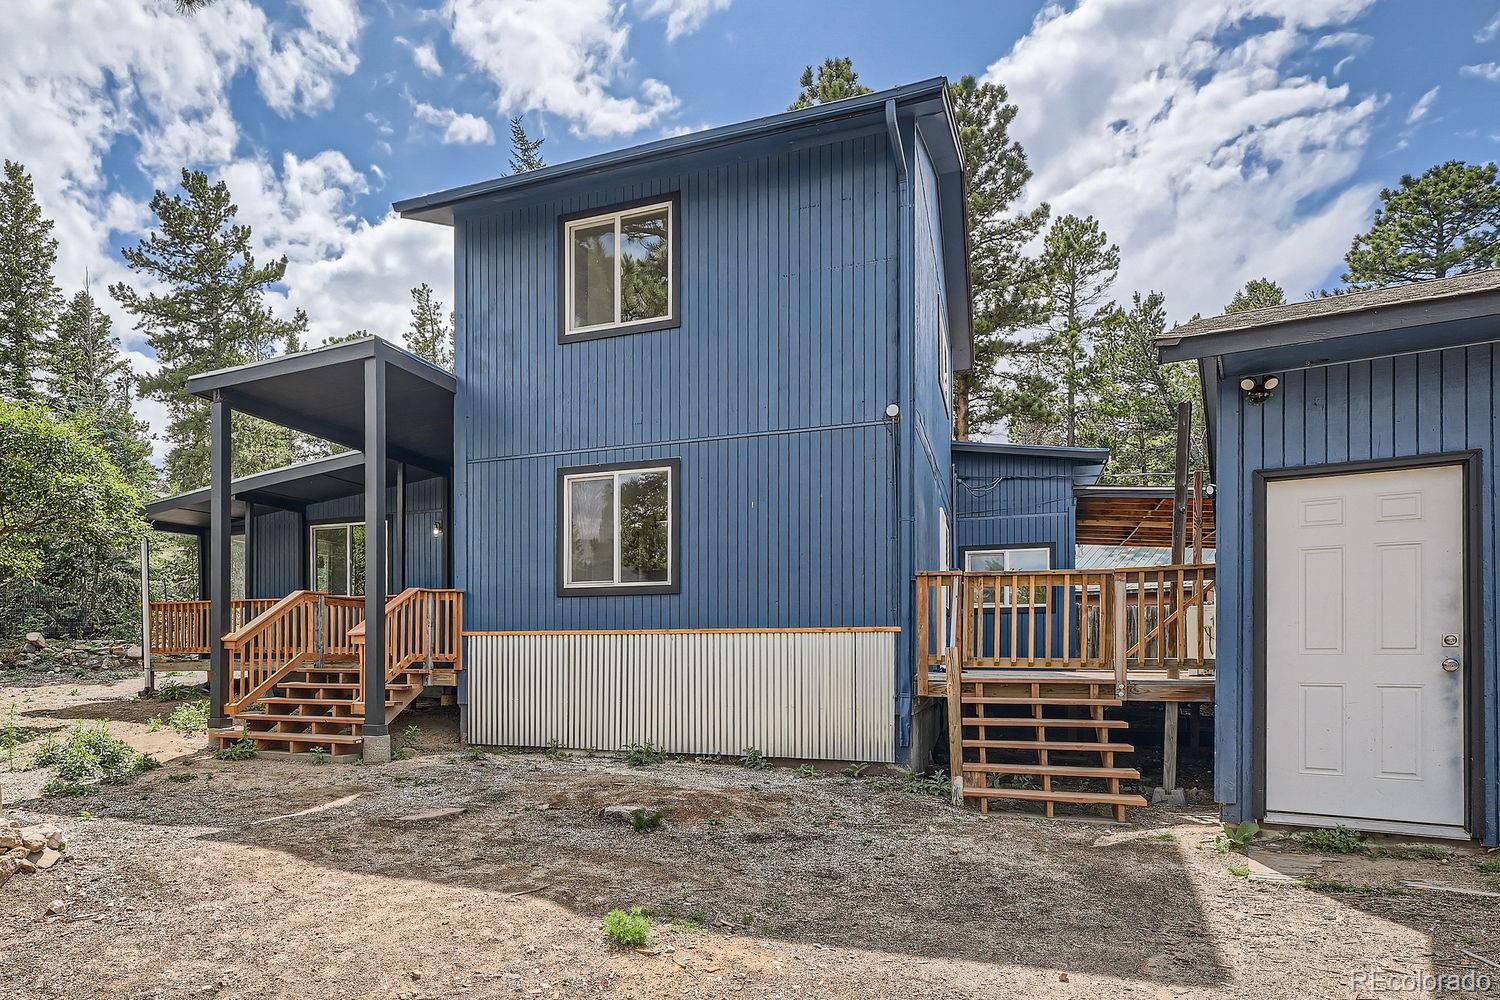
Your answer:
[46,899,67,915]
[19,830,46,852]
[601,804,653,824]
[0,830,20,850]
[126,645,143,659]
[34,848,61,871]
[397,807,466,822]
[24,632,44,648]
[0,859,16,887]
[18,857,36,873]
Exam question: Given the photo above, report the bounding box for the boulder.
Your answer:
[0,829,20,850]
[24,632,44,648]
[19,830,46,852]
[126,645,143,659]
[34,847,61,871]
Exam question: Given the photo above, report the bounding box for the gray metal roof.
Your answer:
[1075,544,1216,570]
[1158,269,1500,363]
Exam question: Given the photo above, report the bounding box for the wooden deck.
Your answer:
[929,668,1214,703]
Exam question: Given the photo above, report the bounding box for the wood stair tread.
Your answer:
[231,712,361,725]
[963,696,1122,706]
[964,787,1149,807]
[210,729,363,745]
[964,717,1129,729]
[962,763,1140,779]
[281,681,361,690]
[962,739,1135,752]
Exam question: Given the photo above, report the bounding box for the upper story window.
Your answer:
[558,458,681,596]
[561,194,681,342]
[937,306,952,415]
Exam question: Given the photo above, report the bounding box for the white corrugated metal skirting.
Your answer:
[466,630,897,762]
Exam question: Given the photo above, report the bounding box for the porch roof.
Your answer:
[186,337,455,472]
[1074,485,1216,548]
[144,452,442,533]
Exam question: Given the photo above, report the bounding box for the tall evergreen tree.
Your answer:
[788,58,872,111]
[1005,214,1119,447]
[47,289,153,488]
[0,160,62,402]
[948,75,1049,439]
[1082,291,1204,481]
[1225,277,1287,314]
[110,169,300,492]
[1343,161,1500,287]
[508,116,546,173]
[405,283,453,370]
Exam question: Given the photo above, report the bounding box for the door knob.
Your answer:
[1441,657,1461,673]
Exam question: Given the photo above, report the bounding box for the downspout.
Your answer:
[886,98,916,763]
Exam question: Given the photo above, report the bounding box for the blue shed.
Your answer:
[1160,270,1500,844]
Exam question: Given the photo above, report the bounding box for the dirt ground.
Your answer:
[3,675,1499,999]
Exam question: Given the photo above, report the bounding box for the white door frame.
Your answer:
[1253,452,1481,839]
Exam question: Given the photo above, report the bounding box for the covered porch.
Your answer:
[139,338,463,761]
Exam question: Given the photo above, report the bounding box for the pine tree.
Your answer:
[110,169,301,492]
[1082,292,1204,482]
[1006,214,1119,447]
[948,75,1049,439]
[1343,161,1500,287]
[509,117,546,173]
[1225,278,1287,314]
[0,160,62,403]
[788,58,872,111]
[47,289,153,488]
[405,283,453,369]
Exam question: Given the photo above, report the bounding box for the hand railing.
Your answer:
[147,598,284,656]
[349,588,464,708]
[220,591,318,713]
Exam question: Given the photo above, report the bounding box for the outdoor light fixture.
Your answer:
[1239,374,1280,404]
[431,519,444,538]
[885,402,901,419]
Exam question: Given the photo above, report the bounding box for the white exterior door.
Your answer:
[1264,464,1467,836]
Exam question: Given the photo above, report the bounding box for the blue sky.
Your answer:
[5,0,1500,451]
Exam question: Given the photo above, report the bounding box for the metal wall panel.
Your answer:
[466,630,897,762]
[951,450,1080,568]
[1214,347,1500,844]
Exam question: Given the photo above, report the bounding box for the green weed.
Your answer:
[1299,825,1366,855]
[740,747,768,770]
[620,741,666,767]
[630,809,664,833]
[166,700,209,735]
[31,723,156,786]
[309,747,331,765]
[1475,858,1500,874]
[213,736,258,761]
[544,739,569,761]
[167,772,195,783]
[1214,821,1260,853]
[1227,864,1250,877]
[602,907,652,948]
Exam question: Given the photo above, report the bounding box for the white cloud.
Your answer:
[254,0,363,117]
[1405,85,1439,125]
[1462,62,1500,82]
[636,0,732,41]
[399,36,445,76]
[1311,30,1370,51]
[445,0,680,137]
[983,0,1383,319]
[411,100,497,144]
[1478,10,1500,43]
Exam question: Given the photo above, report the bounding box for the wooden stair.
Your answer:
[209,658,430,758]
[953,674,1148,821]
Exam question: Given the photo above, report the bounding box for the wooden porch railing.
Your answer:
[915,565,1215,696]
[348,588,464,704]
[218,592,370,714]
[147,598,282,656]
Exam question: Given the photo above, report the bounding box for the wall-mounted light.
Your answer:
[1239,374,1280,404]
[431,519,444,538]
[885,402,901,420]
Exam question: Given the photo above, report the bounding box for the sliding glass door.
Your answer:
[310,522,379,596]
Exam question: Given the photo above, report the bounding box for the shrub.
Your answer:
[213,736,258,761]
[31,723,153,786]
[602,907,652,948]
[150,681,207,702]
[631,810,664,833]
[1299,825,1366,855]
[902,771,952,797]
[621,741,666,767]
[166,699,209,735]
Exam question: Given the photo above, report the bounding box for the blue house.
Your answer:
[142,79,973,768]
[139,78,1215,820]
[1160,270,1500,844]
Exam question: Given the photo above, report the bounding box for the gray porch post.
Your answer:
[393,462,406,592]
[208,391,233,730]
[361,356,391,761]
[196,529,209,600]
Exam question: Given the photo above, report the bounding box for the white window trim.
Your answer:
[938,306,952,417]
[563,200,674,337]
[562,465,675,589]
[963,546,1052,572]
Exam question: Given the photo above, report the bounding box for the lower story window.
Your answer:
[310,522,389,596]
[963,546,1051,573]
[559,459,680,594]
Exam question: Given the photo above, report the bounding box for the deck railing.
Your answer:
[349,588,464,706]
[221,591,320,712]
[147,598,281,656]
[916,565,1215,695]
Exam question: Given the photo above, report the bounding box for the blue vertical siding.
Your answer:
[247,478,448,597]
[951,450,1080,568]
[456,129,902,633]
[1216,344,1499,844]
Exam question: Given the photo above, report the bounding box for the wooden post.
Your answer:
[1191,469,1205,566]
[1111,574,1127,701]
[1155,401,1191,803]
[946,577,966,806]
[139,536,154,695]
